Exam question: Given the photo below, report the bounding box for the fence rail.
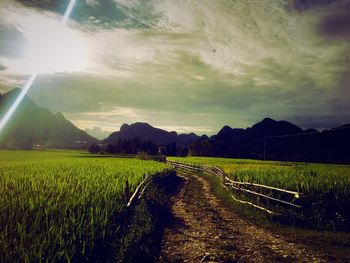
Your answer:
[125,169,174,207]
[120,169,175,248]
[224,177,300,198]
[225,182,301,208]
[126,174,152,207]
[167,160,301,214]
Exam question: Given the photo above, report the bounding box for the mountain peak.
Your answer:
[133,122,153,128]
[218,125,233,135]
[55,112,65,119]
[261,117,276,123]
[120,123,130,130]
[250,118,303,138]
[198,134,209,142]
[119,122,155,133]
[6,87,21,95]
[106,122,199,146]
[0,90,97,149]
[1,88,38,112]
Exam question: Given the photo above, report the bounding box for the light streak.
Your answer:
[62,0,76,25]
[0,0,76,134]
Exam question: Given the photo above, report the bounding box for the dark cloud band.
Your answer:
[15,0,157,29]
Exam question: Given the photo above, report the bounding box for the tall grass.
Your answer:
[0,150,169,262]
[170,157,350,230]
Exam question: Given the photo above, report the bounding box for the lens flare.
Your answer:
[0,0,76,134]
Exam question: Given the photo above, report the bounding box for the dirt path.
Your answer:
[158,169,327,263]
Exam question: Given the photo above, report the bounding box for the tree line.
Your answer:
[88,138,189,157]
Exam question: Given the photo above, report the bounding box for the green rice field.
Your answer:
[169,156,350,230]
[0,150,169,263]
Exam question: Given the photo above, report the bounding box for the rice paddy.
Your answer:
[0,150,169,262]
[169,156,350,230]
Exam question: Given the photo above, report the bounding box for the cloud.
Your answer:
[157,125,214,135]
[14,0,158,29]
[84,126,110,140]
[288,114,350,130]
[0,24,26,59]
[66,103,217,135]
[0,0,349,134]
[19,48,347,134]
[287,0,343,11]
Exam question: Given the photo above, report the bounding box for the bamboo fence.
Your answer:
[167,160,302,214]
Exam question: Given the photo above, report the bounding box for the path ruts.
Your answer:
[158,169,326,263]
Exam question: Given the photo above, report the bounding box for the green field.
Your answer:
[0,150,169,263]
[169,157,350,230]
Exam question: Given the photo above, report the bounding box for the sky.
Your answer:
[0,0,349,139]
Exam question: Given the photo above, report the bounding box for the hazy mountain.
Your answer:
[105,122,199,146]
[190,118,350,163]
[85,126,111,140]
[0,88,97,149]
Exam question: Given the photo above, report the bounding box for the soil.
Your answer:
[158,169,328,263]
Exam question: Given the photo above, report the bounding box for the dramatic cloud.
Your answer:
[15,0,157,29]
[0,0,349,134]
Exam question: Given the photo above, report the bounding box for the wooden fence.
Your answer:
[123,169,176,208]
[119,169,175,247]
[167,160,302,215]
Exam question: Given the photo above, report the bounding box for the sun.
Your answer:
[23,19,89,74]
[5,16,89,75]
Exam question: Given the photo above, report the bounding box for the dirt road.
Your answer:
[158,169,327,263]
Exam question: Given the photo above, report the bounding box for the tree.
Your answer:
[166,142,177,156]
[179,147,189,157]
[105,143,117,154]
[140,141,158,155]
[88,143,101,154]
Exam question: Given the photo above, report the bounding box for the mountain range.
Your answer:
[104,122,200,147]
[1,88,350,163]
[0,89,96,149]
[191,117,350,163]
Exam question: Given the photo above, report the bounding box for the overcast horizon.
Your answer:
[1,0,350,138]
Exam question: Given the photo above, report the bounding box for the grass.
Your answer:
[0,150,170,263]
[169,156,350,231]
[169,157,350,193]
[194,169,350,262]
[117,171,180,263]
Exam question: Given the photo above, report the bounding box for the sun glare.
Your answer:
[6,17,89,75]
[25,23,88,74]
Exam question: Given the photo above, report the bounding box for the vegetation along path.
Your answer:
[158,169,327,263]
